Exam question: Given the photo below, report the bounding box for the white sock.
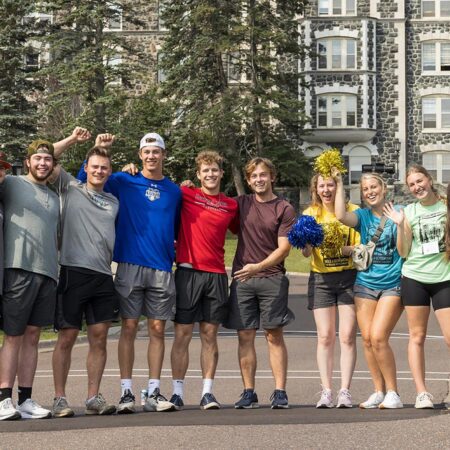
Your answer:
[148,379,160,395]
[172,380,184,398]
[121,379,132,395]
[202,379,214,397]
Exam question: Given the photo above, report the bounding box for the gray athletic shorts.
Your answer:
[114,263,176,320]
[0,269,57,336]
[353,284,401,301]
[174,266,229,324]
[307,270,356,310]
[225,274,294,330]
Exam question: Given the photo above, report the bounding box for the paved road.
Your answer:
[1,274,449,449]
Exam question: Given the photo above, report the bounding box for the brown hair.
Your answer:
[244,157,277,180]
[85,146,111,165]
[405,163,443,199]
[195,150,223,172]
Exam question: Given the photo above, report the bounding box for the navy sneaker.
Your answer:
[200,393,220,410]
[234,389,259,409]
[270,389,289,409]
[168,394,184,411]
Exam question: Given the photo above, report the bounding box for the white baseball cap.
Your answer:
[139,132,165,151]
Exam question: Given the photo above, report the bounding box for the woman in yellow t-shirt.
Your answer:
[302,173,360,408]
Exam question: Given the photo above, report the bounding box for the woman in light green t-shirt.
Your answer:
[384,164,450,410]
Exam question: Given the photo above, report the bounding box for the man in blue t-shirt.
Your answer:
[78,132,181,414]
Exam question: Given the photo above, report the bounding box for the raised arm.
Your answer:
[334,169,358,227]
[233,236,291,282]
[383,202,411,257]
[53,127,92,158]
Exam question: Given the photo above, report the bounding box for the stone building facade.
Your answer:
[299,0,450,203]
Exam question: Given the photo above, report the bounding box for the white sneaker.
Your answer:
[0,398,21,421]
[336,388,353,408]
[316,388,334,408]
[359,391,385,409]
[17,399,52,419]
[379,390,403,409]
[414,392,434,409]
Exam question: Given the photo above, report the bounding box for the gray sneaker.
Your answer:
[52,397,74,418]
[85,394,116,415]
[143,388,174,412]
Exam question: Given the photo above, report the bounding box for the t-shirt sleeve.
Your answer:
[50,168,74,196]
[228,207,240,235]
[353,208,363,233]
[278,203,297,237]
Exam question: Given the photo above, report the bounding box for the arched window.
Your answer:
[423,151,450,183]
[317,38,357,70]
[348,146,371,184]
[317,94,357,128]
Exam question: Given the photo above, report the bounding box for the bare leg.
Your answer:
[354,298,384,392]
[118,319,139,379]
[405,306,430,393]
[86,322,110,398]
[52,328,79,397]
[199,322,219,380]
[338,304,357,390]
[147,319,166,379]
[0,335,23,388]
[265,328,288,390]
[370,296,403,392]
[237,329,257,389]
[170,323,194,380]
[17,326,41,387]
[434,307,450,350]
[313,307,336,389]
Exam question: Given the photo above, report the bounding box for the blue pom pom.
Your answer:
[288,215,324,249]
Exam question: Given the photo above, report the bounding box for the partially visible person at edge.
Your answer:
[225,157,296,410]
[77,132,181,414]
[0,129,90,421]
[384,164,450,409]
[335,171,404,409]
[302,173,359,408]
[50,133,119,418]
[168,151,239,411]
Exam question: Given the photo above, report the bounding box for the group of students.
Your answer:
[304,165,450,410]
[0,126,448,421]
[0,128,296,420]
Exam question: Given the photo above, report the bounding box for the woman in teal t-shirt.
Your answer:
[335,171,404,410]
[384,164,450,410]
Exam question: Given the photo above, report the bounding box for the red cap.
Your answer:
[0,152,11,170]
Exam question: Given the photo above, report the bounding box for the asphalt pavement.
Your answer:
[0,273,449,449]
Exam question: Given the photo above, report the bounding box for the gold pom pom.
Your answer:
[313,149,347,178]
[320,221,344,258]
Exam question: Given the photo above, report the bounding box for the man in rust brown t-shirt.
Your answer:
[226,157,296,410]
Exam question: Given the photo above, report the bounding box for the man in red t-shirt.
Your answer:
[169,151,238,410]
[226,157,296,409]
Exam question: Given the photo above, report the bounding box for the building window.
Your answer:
[318,0,356,16]
[422,0,450,17]
[157,52,166,83]
[158,0,168,31]
[317,94,357,128]
[317,39,356,70]
[24,50,40,72]
[422,97,450,130]
[422,42,450,73]
[23,12,53,26]
[423,152,450,183]
[105,4,122,31]
[105,53,122,85]
[348,146,371,184]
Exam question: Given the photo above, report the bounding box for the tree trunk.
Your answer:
[231,162,246,196]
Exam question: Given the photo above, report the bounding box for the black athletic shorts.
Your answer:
[0,269,57,336]
[401,275,450,311]
[174,266,229,324]
[55,266,119,330]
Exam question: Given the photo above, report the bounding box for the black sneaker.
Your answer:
[270,389,289,409]
[200,393,220,410]
[234,389,259,409]
[169,394,184,411]
[117,389,136,414]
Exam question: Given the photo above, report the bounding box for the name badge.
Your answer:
[422,241,439,255]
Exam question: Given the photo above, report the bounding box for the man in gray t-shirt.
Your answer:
[50,134,119,418]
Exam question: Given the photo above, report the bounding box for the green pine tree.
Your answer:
[159,0,310,194]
